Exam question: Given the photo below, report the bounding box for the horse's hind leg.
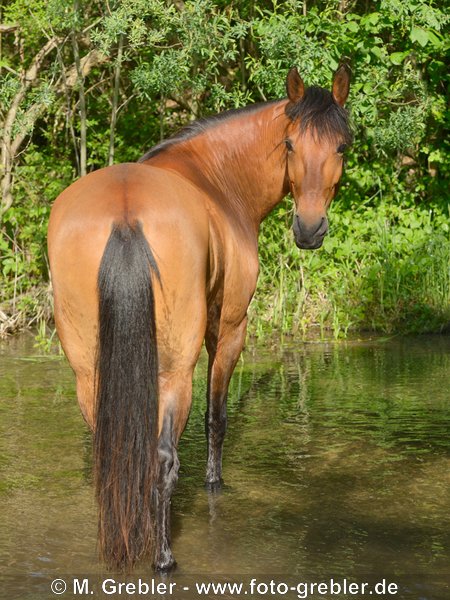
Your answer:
[75,372,96,430]
[154,371,194,572]
[53,294,98,431]
[205,317,248,490]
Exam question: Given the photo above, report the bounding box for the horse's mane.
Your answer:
[139,87,352,162]
[138,102,273,162]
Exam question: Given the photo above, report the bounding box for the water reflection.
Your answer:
[1,334,449,599]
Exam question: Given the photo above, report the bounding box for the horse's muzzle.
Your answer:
[293,215,328,249]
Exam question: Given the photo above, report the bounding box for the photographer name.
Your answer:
[73,578,177,595]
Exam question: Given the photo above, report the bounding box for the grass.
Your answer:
[250,199,450,338]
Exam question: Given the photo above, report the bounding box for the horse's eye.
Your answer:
[285,139,294,152]
[337,143,347,155]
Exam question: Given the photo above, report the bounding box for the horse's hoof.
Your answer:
[205,479,223,493]
[154,552,177,573]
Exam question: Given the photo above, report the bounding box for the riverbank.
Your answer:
[1,199,449,340]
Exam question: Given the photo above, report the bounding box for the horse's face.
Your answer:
[286,130,347,249]
[284,65,351,250]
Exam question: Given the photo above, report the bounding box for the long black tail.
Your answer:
[94,221,159,570]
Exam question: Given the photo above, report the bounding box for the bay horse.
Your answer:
[47,66,352,571]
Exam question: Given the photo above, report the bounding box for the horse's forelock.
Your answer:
[286,86,353,145]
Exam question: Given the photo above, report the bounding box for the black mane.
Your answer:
[138,102,274,162]
[286,86,353,144]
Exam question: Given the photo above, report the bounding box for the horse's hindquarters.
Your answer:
[48,163,210,430]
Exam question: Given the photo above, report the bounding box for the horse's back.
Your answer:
[49,162,209,253]
[48,163,210,423]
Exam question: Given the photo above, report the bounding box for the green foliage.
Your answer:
[128,0,250,116]
[253,199,450,338]
[0,0,449,336]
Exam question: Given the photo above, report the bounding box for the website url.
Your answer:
[195,578,398,598]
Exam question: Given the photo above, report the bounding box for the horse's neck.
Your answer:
[147,101,290,233]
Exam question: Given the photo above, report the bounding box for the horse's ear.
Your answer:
[332,64,351,106]
[286,67,305,103]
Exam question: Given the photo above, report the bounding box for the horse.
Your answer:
[47,65,352,572]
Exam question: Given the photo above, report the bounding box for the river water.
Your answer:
[1,334,449,599]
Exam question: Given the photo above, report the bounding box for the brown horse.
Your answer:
[47,66,352,572]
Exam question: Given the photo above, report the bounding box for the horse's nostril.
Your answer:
[316,217,328,236]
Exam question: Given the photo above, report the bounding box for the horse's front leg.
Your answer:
[205,317,248,490]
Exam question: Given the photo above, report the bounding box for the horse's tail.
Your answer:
[94,220,159,570]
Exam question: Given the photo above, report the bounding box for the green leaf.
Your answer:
[361,12,380,27]
[410,26,429,47]
[329,57,339,70]
[427,30,443,48]
[345,20,359,33]
[389,51,408,65]
[371,46,383,60]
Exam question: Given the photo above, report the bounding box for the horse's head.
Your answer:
[284,66,352,249]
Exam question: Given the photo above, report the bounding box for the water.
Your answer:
[1,334,449,599]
